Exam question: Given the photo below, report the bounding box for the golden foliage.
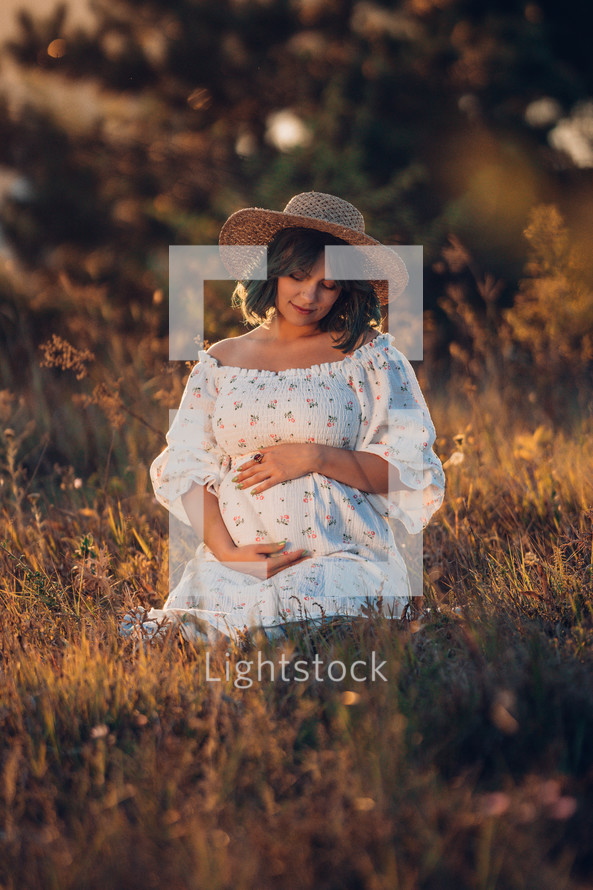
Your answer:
[0,384,592,888]
[39,334,95,381]
[504,205,593,375]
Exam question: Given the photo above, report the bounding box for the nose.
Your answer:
[298,279,317,303]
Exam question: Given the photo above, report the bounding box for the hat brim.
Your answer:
[218,207,408,303]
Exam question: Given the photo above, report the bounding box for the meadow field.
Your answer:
[1,333,592,888]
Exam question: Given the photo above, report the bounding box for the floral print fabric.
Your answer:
[148,332,445,640]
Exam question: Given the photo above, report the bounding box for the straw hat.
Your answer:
[218,191,408,303]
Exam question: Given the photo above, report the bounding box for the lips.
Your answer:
[291,303,314,315]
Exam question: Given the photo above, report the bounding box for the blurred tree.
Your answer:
[3,0,592,287]
[503,204,593,419]
[1,0,592,472]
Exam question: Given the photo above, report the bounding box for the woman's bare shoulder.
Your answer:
[350,327,381,353]
[362,327,380,346]
[206,333,255,366]
[206,338,234,362]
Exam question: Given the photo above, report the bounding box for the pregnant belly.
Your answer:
[217,472,391,558]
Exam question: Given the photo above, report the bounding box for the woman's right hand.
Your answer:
[217,542,311,580]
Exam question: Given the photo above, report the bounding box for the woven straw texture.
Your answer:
[218,192,408,303]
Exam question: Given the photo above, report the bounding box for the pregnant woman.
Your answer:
[143,192,445,644]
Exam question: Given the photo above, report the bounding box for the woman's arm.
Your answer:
[181,482,310,577]
[181,483,236,559]
[315,445,410,494]
[232,443,414,496]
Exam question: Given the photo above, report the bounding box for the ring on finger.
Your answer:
[253,452,263,464]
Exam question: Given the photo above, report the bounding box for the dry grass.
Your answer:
[1,384,592,889]
[1,202,592,887]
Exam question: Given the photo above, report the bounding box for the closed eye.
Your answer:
[289,272,337,290]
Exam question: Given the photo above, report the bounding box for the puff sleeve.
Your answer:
[351,336,445,534]
[150,353,228,527]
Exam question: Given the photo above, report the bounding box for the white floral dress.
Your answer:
[147,332,445,641]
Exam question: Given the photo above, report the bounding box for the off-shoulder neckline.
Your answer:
[197,331,394,377]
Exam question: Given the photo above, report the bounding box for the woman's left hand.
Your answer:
[232,443,320,494]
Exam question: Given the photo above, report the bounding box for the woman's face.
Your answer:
[275,252,342,328]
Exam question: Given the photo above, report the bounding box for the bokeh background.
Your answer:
[1,0,592,499]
